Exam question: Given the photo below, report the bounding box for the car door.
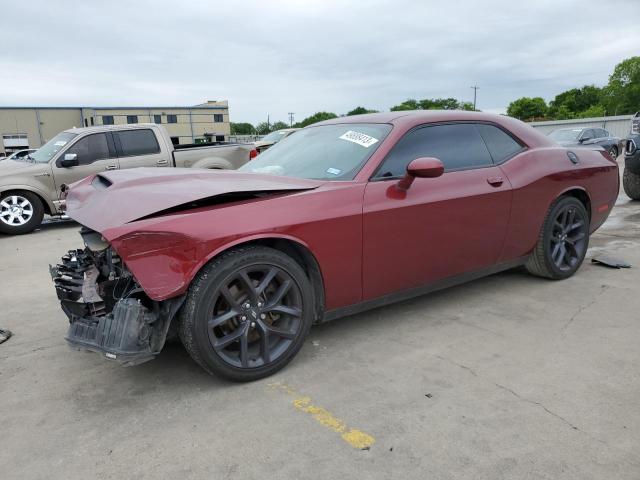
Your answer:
[112,128,168,169]
[52,132,119,199]
[362,122,515,300]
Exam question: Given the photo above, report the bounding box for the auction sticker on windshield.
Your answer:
[339,131,379,148]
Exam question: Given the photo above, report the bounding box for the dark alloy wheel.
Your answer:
[608,145,618,160]
[208,265,303,369]
[548,203,588,272]
[526,196,590,279]
[179,246,314,381]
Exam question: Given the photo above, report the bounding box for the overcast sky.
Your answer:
[1,0,638,124]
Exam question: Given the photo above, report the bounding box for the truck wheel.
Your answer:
[525,196,589,280]
[178,246,314,381]
[0,191,44,235]
[623,168,640,200]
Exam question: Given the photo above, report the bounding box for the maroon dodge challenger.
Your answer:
[51,111,619,381]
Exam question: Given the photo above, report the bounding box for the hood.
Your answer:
[0,159,49,176]
[66,167,322,234]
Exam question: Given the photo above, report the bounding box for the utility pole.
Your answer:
[267,114,270,131]
[288,112,295,127]
[470,85,480,110]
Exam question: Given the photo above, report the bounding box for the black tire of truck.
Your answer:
[623,168,640,200]
[0,191,45,235]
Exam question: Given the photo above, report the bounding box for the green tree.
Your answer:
[294,112,338,128]
[548,85,603,119]
[390,99,420,111]
[270,121,290,131]
[347,106,378,116]
[577,105,606,118]
[230,122,255,135]
[603,56,640,115]
[419,98,460,110]
[255,122,272,135]
[506,97,548,120]
[459,101,476,111]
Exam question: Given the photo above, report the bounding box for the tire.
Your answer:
[0,191,44,235]
[525,196,590,280]
[178,246,314,381]
[608,145,618,160]
[623,168,640,200]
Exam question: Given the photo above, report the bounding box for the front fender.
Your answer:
[111,231,316,302]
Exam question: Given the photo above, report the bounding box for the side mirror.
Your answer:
[397,157,444,190]
[579,136,591,143]
[60,153,79,168]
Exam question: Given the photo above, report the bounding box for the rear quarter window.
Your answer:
[475,124,524,163]
[114,129,160,156]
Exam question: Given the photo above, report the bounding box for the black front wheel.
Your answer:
[526,196,590,279]
[179,246,314,381]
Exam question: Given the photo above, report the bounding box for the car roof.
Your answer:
[314,110,555,148]
[314,110,512,126]
[64,123,158,134]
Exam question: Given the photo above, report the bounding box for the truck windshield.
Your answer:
[30,132,78,163]
[240,123,392,180]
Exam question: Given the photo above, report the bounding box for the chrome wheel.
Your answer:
[0,195,34,226]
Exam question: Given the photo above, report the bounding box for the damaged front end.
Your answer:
[50,227,184,366]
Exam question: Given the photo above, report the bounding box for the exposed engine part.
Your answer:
[50,231,184,366]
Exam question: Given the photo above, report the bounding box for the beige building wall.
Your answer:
[0,108,82,155]
[0,100,230,154]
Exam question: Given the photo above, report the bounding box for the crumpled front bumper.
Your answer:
[64,298,159,366]
[51,248,184,366]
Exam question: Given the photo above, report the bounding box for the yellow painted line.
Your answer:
[269,383,375,450]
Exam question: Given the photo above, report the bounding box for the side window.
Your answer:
[65,133,112,165]
[114,129,160,157]
[597,129,608,138]
[376,123,493,178]
[476,124,524,163]
[582,129,595,140]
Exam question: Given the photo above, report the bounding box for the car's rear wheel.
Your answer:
[525,196,589,279]
[609,145,618,160]
[178,246,314,381]
[623,168,640,200]
[0,191,44,235]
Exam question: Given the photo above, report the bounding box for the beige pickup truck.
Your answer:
[0,124,256,234]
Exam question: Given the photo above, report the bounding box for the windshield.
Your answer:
[548,129,582,142]
[30,132,77,163]
[240,123,392,180]
[261,130,290,143]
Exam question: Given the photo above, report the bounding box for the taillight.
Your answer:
[249,149,258,159]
